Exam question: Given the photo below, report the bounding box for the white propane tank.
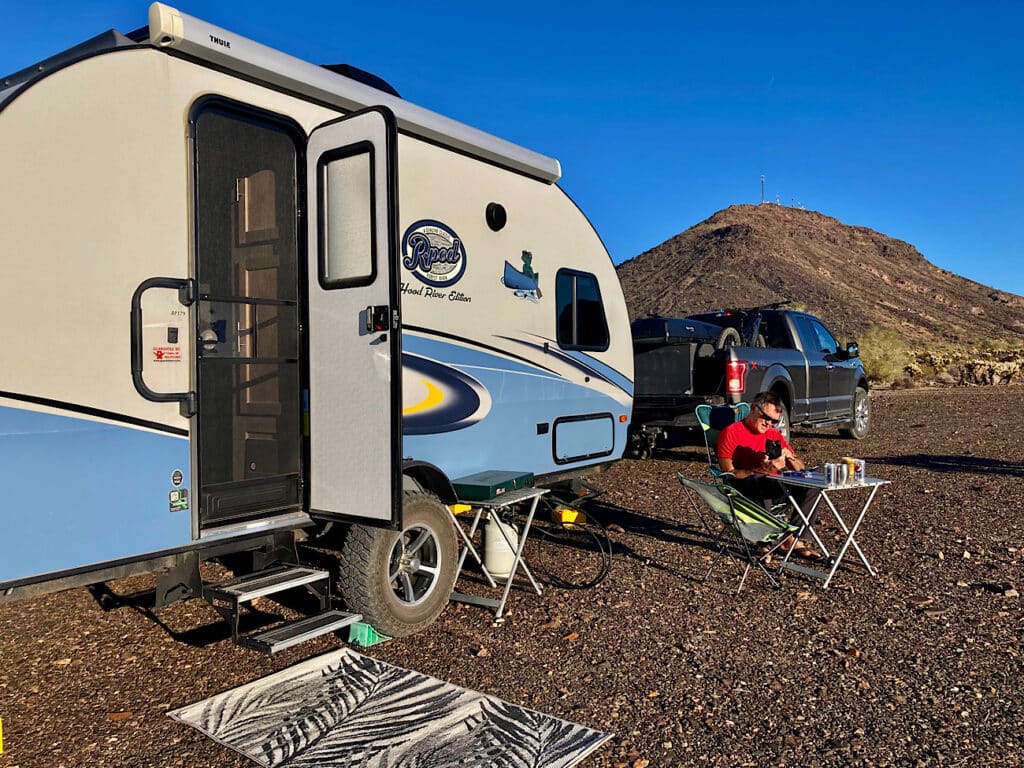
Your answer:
[484,515,519,581]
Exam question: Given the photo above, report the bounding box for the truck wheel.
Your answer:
[774,400,791,442]
[840,387,870,439]
[716,327,741,349]
[336,492,457,638]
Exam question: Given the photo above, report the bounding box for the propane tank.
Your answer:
[484,515,518,581]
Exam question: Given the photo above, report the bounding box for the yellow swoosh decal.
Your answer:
[403,378,444,415]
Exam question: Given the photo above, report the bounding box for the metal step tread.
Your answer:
[240,610,362,654]
[778,560,828,579]
[805,418,851,428]
[205,565,329,604]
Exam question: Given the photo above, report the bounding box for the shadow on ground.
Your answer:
[873,453,1024,477]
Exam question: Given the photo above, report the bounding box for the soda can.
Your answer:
[853,458,866,483]
[836,463,849,485]
[824,463,837,486]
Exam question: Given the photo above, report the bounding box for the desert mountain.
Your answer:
[616,204,1024,349]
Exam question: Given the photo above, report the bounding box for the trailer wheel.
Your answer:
[336,492,457,638]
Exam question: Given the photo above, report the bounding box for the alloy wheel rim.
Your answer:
[855,395,869,432]
[387,523,442,606]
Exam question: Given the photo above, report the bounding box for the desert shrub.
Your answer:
[858,326,911,386]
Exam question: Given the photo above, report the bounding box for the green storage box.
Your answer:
[452,470,534,501]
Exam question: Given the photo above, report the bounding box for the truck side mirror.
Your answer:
[846,342,860,359]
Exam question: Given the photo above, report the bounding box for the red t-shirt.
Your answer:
[716,419,793,473]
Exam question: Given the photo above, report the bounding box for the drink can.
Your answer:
[853,458,866,483]
[824,463,836,486]
[836,463,849,485]
[842,456,857,481]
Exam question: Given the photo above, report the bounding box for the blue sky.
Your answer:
[4,1,1022,295]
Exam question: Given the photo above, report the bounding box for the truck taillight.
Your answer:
[725,360,748,394]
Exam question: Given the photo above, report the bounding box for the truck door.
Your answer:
[805,317,856,418]
[306,107,401,525]
[791,315,829,421]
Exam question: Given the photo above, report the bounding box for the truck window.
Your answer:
[556,269,609,351]
[808,318,839,354]
[761,312,795,349]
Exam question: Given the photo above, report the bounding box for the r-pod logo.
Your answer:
[401,220,467,287]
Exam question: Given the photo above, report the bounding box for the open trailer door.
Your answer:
[306,107,401,525]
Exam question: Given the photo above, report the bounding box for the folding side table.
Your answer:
[448,486,548,619]
[777,472,889,588]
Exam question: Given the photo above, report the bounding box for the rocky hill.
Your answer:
[617,203,1024,347]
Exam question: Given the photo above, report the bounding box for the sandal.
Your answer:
[793,546,823,562]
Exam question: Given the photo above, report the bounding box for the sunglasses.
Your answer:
[756,405,780,426]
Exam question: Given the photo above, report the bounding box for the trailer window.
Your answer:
[556,269,609,351]
[319,145,375,287]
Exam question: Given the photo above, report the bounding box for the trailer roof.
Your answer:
[2,4,563,183]
[0,30,138,108]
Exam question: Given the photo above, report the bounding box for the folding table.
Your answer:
[448,486,548,619]
[776,472,889,588]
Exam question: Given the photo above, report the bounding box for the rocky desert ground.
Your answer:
[1,387,1021,768]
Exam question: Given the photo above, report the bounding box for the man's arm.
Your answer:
[721,454,784,478]
[783,452,805,471]
[779,434,805,470]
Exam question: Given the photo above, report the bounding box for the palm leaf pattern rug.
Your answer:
[169,648,611,767]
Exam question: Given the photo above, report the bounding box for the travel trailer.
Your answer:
[0,4,633,646]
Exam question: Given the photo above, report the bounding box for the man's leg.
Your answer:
[725,475,787,512]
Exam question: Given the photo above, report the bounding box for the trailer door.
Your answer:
[307,107,401,524]
[192,107,305,531]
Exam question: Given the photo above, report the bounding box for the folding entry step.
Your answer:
[203,564,360,653]
[240,609,361,654]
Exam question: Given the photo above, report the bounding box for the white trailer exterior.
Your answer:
[0,4,633,637]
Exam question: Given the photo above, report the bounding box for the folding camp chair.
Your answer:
[695,402,750,479]
[678,472,799,592]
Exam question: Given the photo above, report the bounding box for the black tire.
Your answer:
[716,326,741,349]
[335,492,457,638]
[840,386,870,439]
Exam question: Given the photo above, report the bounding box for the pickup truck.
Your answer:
[628,303,870,457]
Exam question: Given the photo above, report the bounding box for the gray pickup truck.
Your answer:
[629,303,870,457]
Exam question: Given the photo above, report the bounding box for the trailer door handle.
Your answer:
[366,305,391,332]
[131,277,197,417]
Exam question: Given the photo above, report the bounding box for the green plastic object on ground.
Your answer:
[348,621,391,647]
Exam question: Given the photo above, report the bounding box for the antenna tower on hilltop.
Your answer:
[760,175,765,204]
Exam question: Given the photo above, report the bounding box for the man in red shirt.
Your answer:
[717,391,820,560]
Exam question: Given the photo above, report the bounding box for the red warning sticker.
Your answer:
[152,346,182,362]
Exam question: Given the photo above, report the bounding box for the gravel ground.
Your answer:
[1,387,1022,768]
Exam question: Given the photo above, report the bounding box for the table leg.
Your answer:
[493,495,544,619]
[822,484,881,588]
[783,490,831,561]
[451,507,497,588]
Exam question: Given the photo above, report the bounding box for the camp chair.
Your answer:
[678,473,799,592]
[695,402,750,479]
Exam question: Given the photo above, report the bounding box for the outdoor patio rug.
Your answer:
[168,647,611,768]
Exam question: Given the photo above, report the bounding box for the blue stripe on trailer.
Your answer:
[0,406,191,584]
[400,338,628,480]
